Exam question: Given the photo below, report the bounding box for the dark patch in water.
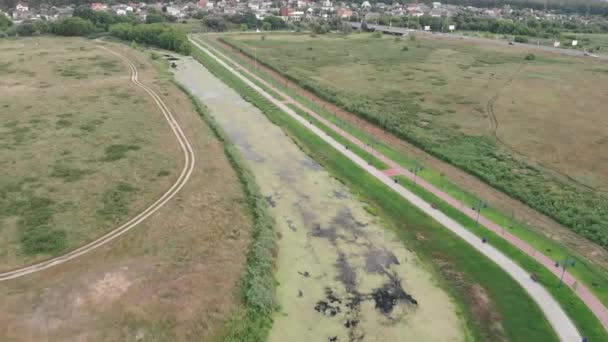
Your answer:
[372,276,418,314]
[329,337,338,342]
[265,195,276,207]
[366,249,400,274]
[166,57,180,61]
[310,224,338,245]
[315,288,343,317]
[344,319,359,328]
[298,270,310,278]
[332,208,367,230]
[286,219,297,232]
[333,189,349,199]
[300,156,323,170]
[336,252,357,292]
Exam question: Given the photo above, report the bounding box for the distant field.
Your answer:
[0,38,181,270]
[225,32,608,248]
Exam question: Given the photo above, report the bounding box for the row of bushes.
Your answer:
[2,14,190,55]
[221,36,608,250]
[109,23,191,54]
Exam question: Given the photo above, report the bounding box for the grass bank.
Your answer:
[190,40,561,342]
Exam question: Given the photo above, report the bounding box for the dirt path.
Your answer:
[193,37,584,341]
[178,46,466,341]
[212,36,608,271]
[0,45,196,282]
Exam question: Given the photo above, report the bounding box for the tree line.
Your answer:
[366,12,608,37]
[1,6,190,54]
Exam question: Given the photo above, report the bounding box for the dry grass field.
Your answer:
[0,38,252,341]
[225,32,608,251]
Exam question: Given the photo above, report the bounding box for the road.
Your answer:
[0,45,196,282]
[348,22,608,61]
[191,36,583,341]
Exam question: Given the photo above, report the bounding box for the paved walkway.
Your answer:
[191,37,583,341]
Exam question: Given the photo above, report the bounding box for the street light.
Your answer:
[410,164,424,185]
[557,256,576,287]
[473,200,487,226]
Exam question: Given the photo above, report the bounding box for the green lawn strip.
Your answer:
[172,76,277,341]
[394,175,607,341]
[285,103,388,170]
[208,34,608,307]
[191,44,563,342]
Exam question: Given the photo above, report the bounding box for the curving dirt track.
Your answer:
[0,45,196,282]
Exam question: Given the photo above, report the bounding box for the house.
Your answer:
[336,7,353,19]
[361,1,371,9]
[15,2,29,12]
[91,3,107,11]
[165,6,184,18]
[321,0,332,11]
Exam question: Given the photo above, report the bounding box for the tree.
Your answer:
[16,22,36,36]
[50,17,95,36]
[0,11,12,31]
[146,10,165,24]
[340,23,352,35]
[262,21,271,31]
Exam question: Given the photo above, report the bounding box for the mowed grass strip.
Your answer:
[191,44,559,342]
[0,37,180,270]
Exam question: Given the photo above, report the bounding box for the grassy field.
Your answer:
[0,38,258,341]
[223,32,608,252]
[189,39,571,342]
[0,37,187,270]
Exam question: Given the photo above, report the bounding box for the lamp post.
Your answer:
[558,256,576,287]
[473,200,487,226]
[411,164,424,185]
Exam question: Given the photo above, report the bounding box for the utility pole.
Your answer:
[558,256,576,287]
[411,164,424,185]
[473,200,487,226]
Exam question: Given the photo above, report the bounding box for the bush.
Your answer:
[50,17,96,36]
[372,31,383,38]
[525,53,536,60]
[402,45,409,51]
[514,36,529,43]
[16,22,36,36]
[109,23,191,54]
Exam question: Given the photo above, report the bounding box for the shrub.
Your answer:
[514,36,529,43]
[525,53,536,60]
[109,23,191,54]
[372,31,382,38]
[402,45,409,51]
[50,17,96,36]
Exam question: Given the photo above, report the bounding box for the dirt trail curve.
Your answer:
[192,37,583,341]
[0,45,196,282]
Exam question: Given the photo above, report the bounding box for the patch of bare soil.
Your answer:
[211,36,608,272]
[0,42,251,341]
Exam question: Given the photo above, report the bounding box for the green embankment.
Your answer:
[190,41,562,342]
